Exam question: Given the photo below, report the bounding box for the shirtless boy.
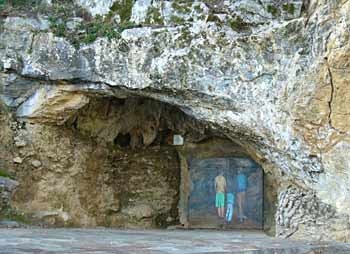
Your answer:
[215,170,226,218]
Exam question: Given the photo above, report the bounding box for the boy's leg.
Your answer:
[237,192,242,220]
[237,192,247,221]
[221,193,225,217]
[217,193,224,217]
[226,205,232,222]
[215,193,220,216]
[241,191,246,219]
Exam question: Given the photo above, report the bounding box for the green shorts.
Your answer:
[216,192,225,208]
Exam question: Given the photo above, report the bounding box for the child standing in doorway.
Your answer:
[225,192,235,223]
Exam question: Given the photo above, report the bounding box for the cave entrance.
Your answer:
[17,95,275,232]
[66,96,274,231]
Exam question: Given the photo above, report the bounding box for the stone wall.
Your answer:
[0,0,349,241]
[10,97,188,228]
[276,185,350,241]
[12,125,180,227]
[0,102,15,176]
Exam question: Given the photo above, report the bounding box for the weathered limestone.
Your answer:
[0,175,19,226]
[276,185,350,241]
[11,98,193,228]
[0,102,15,175]
[16,86,90,125]
[0,0,349,241]
[75,0,115,17]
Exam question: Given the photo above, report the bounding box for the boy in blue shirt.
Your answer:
[237,169,248,222]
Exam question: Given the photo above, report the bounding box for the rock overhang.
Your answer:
[0,0,349,241]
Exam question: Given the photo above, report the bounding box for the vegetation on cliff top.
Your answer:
[282,3,295,15]
[0,0,268,47]
[0,0,126,47]
[46,1,130,47]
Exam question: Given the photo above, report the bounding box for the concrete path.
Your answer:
[0,229,350,254]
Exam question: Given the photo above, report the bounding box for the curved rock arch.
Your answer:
[0,0,349,241]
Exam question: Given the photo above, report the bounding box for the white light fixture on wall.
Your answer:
[173,135,184,145]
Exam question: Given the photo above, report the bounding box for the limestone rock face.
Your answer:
[10,98,187,228]
[0,175,19,224]
[0,0,349,241]
[0,103,15,176]
[75,0,116,17]
[276,185,349,241]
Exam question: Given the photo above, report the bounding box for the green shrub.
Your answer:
[228,16,250,31]
[76,16,121,45]
[50,20,67,37]
[2,0,40,8]
[48,9,121,47]
[144,6,164,25]
[0,207,30,224]
[0,169,14,180]
[207,14,223,24]
[117,20,135,32]
[193,4,202,13]
[282,3,295,15]
[109,0,134,23]
[169,15,186,25]
[47,3,73,38]
[172,1,191,13]
[2,0,126,47]
[267,5,279,16]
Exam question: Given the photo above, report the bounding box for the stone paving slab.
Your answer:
[0,229,350,254]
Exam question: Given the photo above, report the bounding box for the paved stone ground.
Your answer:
[1,229,350,254]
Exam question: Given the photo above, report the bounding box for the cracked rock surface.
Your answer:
[0,0,349,241]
